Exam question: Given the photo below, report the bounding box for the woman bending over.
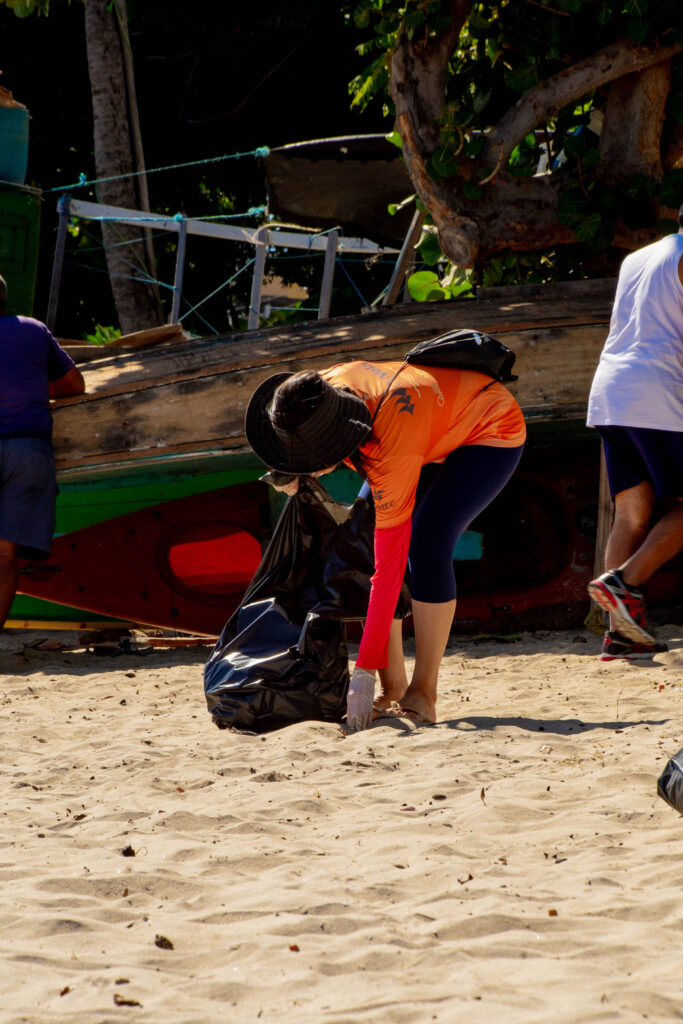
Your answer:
[245,357,526,731]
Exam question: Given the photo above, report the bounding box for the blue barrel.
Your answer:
[0,106,29,185]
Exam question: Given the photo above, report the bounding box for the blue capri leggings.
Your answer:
[360,444,524,603]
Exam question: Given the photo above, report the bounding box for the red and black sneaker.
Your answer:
[600,630,669,662]
[587,569,656,645]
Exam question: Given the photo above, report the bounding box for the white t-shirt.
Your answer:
[587,232,683,431]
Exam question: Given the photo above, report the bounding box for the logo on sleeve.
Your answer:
[371,487,395,511]
[392,388,415,415]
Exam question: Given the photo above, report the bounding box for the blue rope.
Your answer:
[178,258,256,323]
[45,146,271,194]
[64,207,267,226]
[335,258,369,307]
[199,206,266,221]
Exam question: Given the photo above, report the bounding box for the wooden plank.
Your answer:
[60,323,186,364]
[170,217,188,324]
[593,443,613,578]
[46,196,70,333]
[248,226,268,329]
[5,619,136,631]
[52,320,608,472]
[318,230,338,320]
[382,208,425,306]
[105,322,186,349]
[74,294,612,399]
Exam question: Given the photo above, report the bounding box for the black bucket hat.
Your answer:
[245,371,372,474]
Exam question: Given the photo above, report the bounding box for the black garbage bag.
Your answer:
[204,477,410,733]
[657,747,683,815]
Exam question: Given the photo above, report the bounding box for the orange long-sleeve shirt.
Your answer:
[321,360,526,669]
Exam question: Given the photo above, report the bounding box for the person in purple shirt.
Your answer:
[0,274,85,629]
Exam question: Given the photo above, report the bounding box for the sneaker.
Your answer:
[587,569,656,645]
[600,630,669,662]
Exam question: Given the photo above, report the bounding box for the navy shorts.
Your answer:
[595,425,683,499]
[0,437,57,559]
[360,443,524,602]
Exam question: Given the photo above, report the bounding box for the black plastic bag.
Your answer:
[657,747,683,815]
[204,478,410,733]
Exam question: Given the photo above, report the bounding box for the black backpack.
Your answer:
[405,328,517,383]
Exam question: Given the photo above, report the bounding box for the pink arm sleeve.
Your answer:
[355,518,412,670]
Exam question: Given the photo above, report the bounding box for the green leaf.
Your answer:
[418,232,443,266]
[504,65,538,93]
[573,211,602,242]
[353,1,371,29]
[449,278,474,298]
[485,40,501,66]
[473,88,492,114]
[427,144,460,180]
[385,130,403,149]
[464,135,484,157]
[407,271,448,302]
[626,15,649,41]
[557,185,590,226]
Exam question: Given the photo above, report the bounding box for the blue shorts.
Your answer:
[0,437,57,559]
[595,425,683,499]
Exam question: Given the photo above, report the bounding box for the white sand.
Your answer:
[1,624,682,1023]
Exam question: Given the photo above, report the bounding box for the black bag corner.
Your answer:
[405,328,517,383]
[657,747,683,815]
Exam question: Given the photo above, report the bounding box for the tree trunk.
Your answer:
[83,0,162,334]
[599,62,671,181]
[390,11,682,268]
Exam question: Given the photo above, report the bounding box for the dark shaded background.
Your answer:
[0,2,390,336]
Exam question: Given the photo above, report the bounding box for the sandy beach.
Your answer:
[1,621,682,1023]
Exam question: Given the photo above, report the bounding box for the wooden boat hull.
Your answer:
[11,285,679,635]
[16,481,271,636]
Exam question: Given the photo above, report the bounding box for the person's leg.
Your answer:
[590,427,683,644]
[619,498,683,587]
[375,618,409,709]
[399,444,524,722]
[603,482,654,632]
[0,539,19,629]
[400,597,456,722]
[604,482,654,572]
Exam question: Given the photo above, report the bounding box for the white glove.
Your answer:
[345,667,376,732]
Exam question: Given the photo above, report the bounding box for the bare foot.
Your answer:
[392,687,436,724]
[373,680,406,713]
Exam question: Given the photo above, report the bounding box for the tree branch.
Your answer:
[484,37,682,167]
[390,0,472,150]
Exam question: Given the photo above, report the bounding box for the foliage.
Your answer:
[346,0,683,296]
[0,0,49,15]
[83,323,121,346]
[0,1,385,335]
